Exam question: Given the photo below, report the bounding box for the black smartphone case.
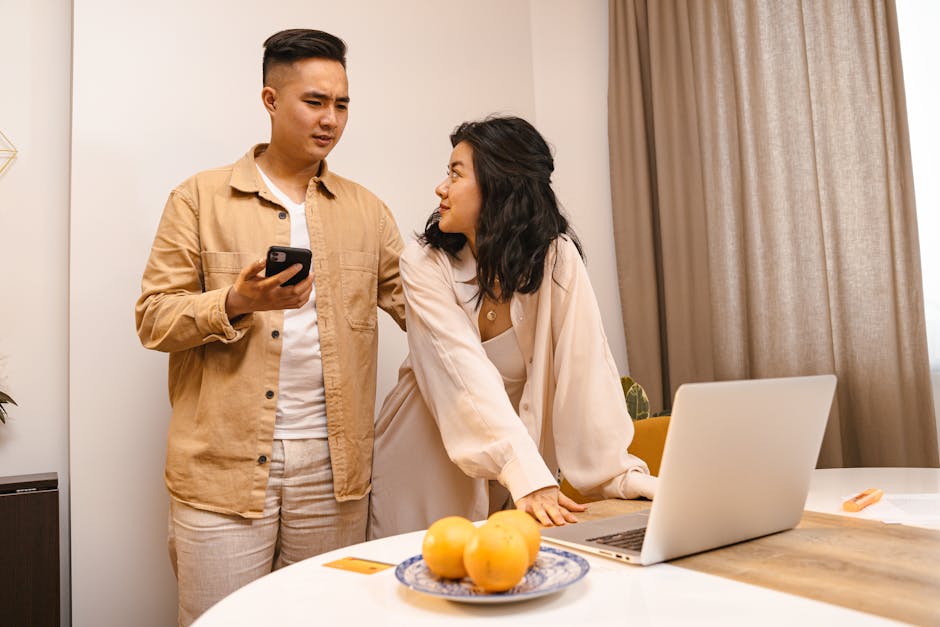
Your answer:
[266,246,312,286]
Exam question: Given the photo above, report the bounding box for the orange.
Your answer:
[463,521,530,592]
[488,509,542,567]
[421,516,476,579]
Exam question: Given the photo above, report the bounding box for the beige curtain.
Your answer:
[609,0,939,468]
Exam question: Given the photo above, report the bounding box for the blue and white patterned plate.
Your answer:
[394,546,590,604]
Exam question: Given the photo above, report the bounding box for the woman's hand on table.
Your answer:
[515,486,587,527]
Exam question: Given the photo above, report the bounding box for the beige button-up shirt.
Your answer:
[370,236,651,537]
[136,145,405,518]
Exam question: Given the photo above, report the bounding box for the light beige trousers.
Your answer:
[168,438,368,626]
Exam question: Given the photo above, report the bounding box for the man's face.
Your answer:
[266,57,349,166]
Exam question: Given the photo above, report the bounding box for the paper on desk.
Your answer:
[842,493,940,527]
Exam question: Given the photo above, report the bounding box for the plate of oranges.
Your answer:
[394,510,590,604]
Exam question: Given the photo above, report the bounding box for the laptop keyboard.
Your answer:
[588,527,647,551]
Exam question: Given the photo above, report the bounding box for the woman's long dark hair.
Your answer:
[420,115,582,304]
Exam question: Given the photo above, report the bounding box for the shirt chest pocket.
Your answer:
[339,250,378,331]
[202,251,257,292]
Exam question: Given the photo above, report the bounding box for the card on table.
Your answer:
[322,556,395,574]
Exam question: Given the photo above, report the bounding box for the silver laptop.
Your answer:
[542,375,837,565]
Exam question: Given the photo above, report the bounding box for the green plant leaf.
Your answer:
[620,376,635,400]
[624,381,650,421]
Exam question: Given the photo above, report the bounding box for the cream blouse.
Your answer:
[368,236,653,538]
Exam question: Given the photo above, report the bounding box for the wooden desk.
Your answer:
[580,498,940,626]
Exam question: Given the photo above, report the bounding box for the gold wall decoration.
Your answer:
[0,128,18,177]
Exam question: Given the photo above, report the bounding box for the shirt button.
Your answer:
[258,455,267,464]
[271,330,280,339]
[522,403,530,411]
[278,212,287,220]
[265,390,274,399]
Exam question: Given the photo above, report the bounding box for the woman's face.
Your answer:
[435,141,483,251]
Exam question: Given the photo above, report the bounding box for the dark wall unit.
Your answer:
[0,472,60,627]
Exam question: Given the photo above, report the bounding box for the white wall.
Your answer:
[69,1,615,625]
[529,0,627,371]
[896,0,940,455]
[0,1,72,624]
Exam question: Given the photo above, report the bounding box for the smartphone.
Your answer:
[265,246,312,286]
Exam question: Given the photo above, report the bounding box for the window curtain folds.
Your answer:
[609,0,938,467]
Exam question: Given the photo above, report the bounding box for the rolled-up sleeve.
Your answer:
[135,189,253,353]
[400,245,556,502]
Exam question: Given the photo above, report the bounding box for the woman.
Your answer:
[369,116,655,538]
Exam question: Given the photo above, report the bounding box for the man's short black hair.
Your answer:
[262,29,347,85]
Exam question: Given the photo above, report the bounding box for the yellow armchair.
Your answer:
[627,414,670,477]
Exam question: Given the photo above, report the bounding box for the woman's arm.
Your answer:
[399,244,557,501]
[549,238,655,500]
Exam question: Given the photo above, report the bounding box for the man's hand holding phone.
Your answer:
[224,247,313,320]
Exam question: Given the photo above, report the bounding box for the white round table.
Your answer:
[194,468,939,626]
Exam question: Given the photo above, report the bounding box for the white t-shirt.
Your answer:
[257,166,328,439]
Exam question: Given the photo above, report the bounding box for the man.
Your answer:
[136,29,405,625]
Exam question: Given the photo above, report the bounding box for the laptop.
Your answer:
[541,375,837,565]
